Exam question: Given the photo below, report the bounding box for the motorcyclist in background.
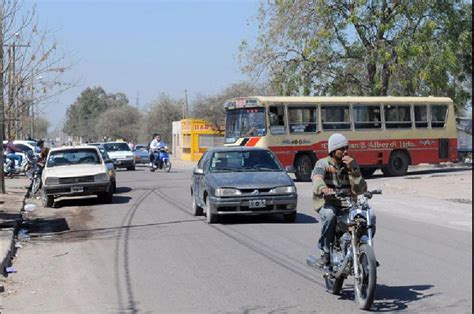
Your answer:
[5,138,22,168]
[311,133,371,267]
[149,133,167,169]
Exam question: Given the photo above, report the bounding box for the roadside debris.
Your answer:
[17,229,30,241]
[23,204,37,212]
[5,266,17,273]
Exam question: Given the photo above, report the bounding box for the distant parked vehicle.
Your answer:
[102,142,136,170]
[132,144,150,165]
[457,117,472,163]
[41,146,116,207]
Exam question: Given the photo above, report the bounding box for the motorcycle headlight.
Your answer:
[215,188,242,197]
[45,177,59,185]
[94,173,109,182]
[270,186,296,194]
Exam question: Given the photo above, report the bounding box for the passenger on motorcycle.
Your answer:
[311,133,373,267]
[149,133,167,169]
[5,138,22,169]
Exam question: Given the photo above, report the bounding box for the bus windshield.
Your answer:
[225,108,266,143]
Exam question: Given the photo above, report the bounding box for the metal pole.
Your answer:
[0,5,6,193]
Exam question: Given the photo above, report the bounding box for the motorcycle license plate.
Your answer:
[249,199,266,208]
[71,186,83,193]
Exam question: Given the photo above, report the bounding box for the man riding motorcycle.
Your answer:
[149,133,167,169]
[311,133,375,267]
[4,138,23,171]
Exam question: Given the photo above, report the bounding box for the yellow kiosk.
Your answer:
[172,119,224,161]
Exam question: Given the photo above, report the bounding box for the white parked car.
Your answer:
[41,146,116,207]
[102,142,136,170]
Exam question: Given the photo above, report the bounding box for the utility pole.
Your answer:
[183,89,188,119]
[136,91,139,108]
[0,5,5,193]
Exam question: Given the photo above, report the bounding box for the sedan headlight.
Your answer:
[270,186,296,194]
[215,188,242,197]
[44,177,59,185]
[94,173,109,182]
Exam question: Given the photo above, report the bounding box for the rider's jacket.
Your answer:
[149,139,166,152]
[311,156,367,211]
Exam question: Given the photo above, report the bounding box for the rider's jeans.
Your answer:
[318,205,376,254]
[6,153,22,167]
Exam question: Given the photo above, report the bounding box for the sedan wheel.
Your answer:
[205,200,218,224]
[192,196,203,216]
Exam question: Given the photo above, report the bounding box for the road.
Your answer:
[2,164,472,313]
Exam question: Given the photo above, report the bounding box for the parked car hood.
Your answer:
[208,171,293,189]
[44,164,105,177]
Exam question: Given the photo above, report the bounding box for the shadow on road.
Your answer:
[336,283,437,311]
[52,195,132,208]
[22,217,70,234]
[115,186,132,194]
[219,212,318,225]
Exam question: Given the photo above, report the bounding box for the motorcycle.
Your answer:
[3,151,35,177]
[150,147,171,172]
[29,156,45,195]
[307,189,382,310]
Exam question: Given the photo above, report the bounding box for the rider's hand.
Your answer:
[342,155,355,171]
[320,187,334,195]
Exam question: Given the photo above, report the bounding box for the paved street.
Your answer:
[2,163,472,313]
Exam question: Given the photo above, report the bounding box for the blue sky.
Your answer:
[30,0,260,130]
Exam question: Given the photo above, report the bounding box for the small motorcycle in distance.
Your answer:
[307,189,382,310]
[150,147,171,172]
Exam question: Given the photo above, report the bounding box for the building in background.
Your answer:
[172,119,224,161]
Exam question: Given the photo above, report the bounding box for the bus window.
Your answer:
[414,105,428,128]
[354,105,381,129]
[322,105,351,130]
[431,105,448,128]
[269,105,286,135]
[288,106,318,133]
[384,105,412,129]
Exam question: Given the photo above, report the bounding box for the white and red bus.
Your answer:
[224,96,458,181]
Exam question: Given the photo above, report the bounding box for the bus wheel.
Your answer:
[295,154,313,182]
[382,151,409,176]
[360,167,376,178]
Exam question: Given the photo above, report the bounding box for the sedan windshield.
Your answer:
[210,150,282,172]
[47,149,101,167]
[103,142,131,152]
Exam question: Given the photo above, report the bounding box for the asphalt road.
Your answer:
[3,164,472,313]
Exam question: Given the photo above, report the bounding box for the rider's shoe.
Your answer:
[315,253,330,267]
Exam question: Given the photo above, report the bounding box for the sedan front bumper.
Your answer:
[43,181,111,196]
[208,194,297,215]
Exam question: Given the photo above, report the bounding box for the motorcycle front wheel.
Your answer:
[164,160,171,172]
[31,176,42,195]
[354,244,377,310]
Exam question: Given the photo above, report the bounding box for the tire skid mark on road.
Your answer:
[152,189,325,288]
[115,189,153,314]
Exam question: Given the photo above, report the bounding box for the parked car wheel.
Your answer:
[98,185,114,204]
[41,190,54,208]
[127,165,136,171]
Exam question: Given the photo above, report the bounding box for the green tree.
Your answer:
[142,94,182,145]
[240,1,472,112]
[191,81,273,130]
[95,105,142,142]
[63,87,129,141]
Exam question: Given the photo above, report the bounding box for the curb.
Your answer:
[0,182,29,279]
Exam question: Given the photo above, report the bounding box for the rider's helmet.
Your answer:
[328,133,348,154]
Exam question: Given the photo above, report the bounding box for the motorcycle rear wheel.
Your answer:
[354,244,377,310]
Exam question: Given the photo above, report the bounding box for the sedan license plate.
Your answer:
[71,186,83,193]
[249,199,266,208]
